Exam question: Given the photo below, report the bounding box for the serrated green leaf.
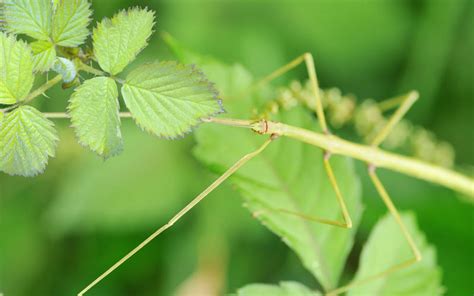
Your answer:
[0,106,58,176]
[52,0,91,47]
[0,32,34,104]
[121,61,223,138]
[93,8,154,75]
[4,0,52,40]
[193,61,362,290]
[348,212,443,296]
[30,40,56,72]
[237,282,321,296]
[68,77,122,158]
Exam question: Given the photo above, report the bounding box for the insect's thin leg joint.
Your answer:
[243,53,330,134]
[322,152,353,228]
[324,151,331,160]
[326,165,422,296]
[262,149,353,229]
[302,52,329,134]
[371,91,419,147]
[77,136,275,296]
[367,165,422,261]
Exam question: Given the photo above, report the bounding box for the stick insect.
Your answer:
[72,53,473,295]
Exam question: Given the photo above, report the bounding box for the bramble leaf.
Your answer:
[0,32,34,104]
[237,282,321,296]
[93,7,154,75]
[3,0,52,40]
[68,77,122,158]
[52,0,91,47]
[348,212,443,296]
[121,61,223,138]
[0,106,58,176]
[193,61,362,290]
[30,40,56,72]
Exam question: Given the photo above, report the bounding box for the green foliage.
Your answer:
[122,61,223,138]
[192,60,362,289]
[348,212,443,296]
[237,282,320,296]
[1,3,223,161]
[3,0,91,78]
[0,2,464,295]
[4,0,91,47]
[0,32,34,104]
[0,105,58,176]
[51,0,91,47]
[4,0,52,40]
[30,40,56,72]
[93,8,155,75]
[69,77,122,158]
[1,1,472,295]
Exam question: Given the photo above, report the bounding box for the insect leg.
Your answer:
[325,91,420,294]
[253,150,352,229]
[326,166,421,296]
[371,91,419,147]
[249,53,328,132]
[77,136,276,296]
[252,54,352,228]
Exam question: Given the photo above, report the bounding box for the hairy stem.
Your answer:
[22,75,64,105]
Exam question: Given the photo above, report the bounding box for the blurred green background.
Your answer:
[1,0,473,295]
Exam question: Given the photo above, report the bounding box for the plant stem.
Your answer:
[43,112,132,118]
[78,62,106,76]
[77,62,126,84]
[22,75,63,105]
[202,117,255,128]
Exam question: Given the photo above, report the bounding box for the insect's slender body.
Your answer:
[256,119,473,196]
[73,52,474,295]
